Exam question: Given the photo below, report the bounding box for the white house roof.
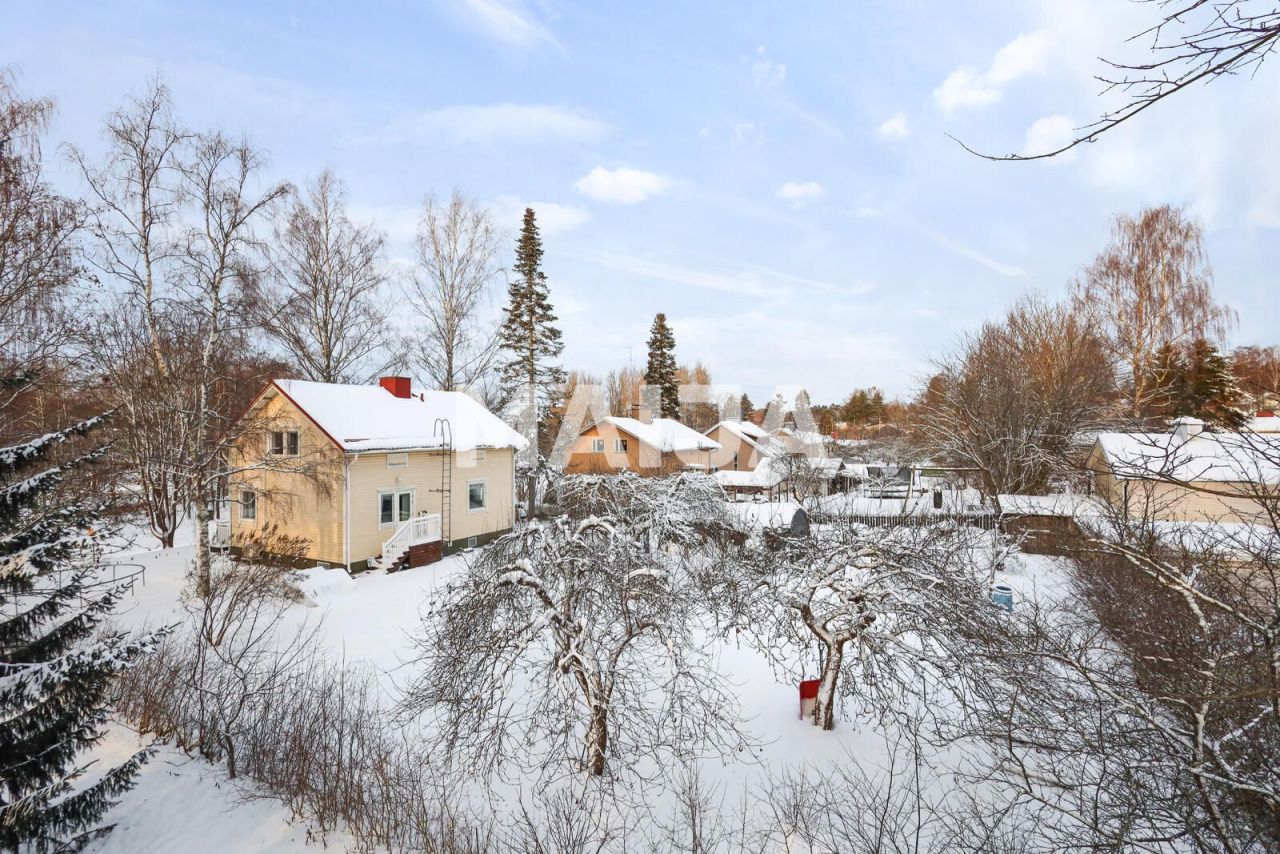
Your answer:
[1094,430,1280,485]
[272,379,528,453]
[714,459,784,488]
[707,419,770,446]
[596,416,720,453]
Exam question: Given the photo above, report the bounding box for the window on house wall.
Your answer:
[591,438,605,453]
[269,430,299,456]
[733,451,740,470]
[240,490,257,521]
[615,438,628,453]
[379,490,414,527]
[468,480,487,512]
[387,452,408,468]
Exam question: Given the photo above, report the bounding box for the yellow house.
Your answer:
[1087,417,1280,524]
[564,405,719,475]
[228,376,526,571]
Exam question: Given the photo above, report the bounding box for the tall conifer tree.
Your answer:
[644,313,679,419]
[0,404,159,851]
[497,208,565,506]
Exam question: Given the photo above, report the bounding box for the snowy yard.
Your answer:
[82,507,1075,853]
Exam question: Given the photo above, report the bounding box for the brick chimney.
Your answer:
[630,402,653,424]
[379,376,412,399]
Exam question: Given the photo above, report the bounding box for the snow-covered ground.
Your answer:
[87,507,1074,853]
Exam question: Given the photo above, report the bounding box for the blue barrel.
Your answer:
[991,583,1014,613]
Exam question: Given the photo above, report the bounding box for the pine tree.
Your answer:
[497,208,565,507]
[0,403,160,851]
[644,313,679,419]
[738,393,754,421]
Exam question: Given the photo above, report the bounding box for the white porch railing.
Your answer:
[381,512,442,562]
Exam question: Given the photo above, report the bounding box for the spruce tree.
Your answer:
[0,403,159,851]
[738,393,754,421]
[1184,338,1248,429]
[644,313,679,419]
[497,208,565,507]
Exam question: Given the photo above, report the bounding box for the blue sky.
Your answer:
[7,0,1279,404]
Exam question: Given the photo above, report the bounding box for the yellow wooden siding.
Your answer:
[229,386,517,566]
[704,426,761,471]
[346,447,515,562]
[227,389,346,564]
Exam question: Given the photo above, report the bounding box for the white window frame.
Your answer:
[614,438,629,453]
[467,479,488,513]
[240,490,257,521]
[378,488,415,529]
[387,452,408,468]
[269,430,300,457]
[590,438,605,453]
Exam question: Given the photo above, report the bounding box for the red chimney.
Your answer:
[379,376,412,399]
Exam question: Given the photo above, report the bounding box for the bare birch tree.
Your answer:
[408,190,502,395]
[1073,205,1235,421]
[261,170,394,383]
[0,70,83,414]
[173,130,291,594]
[68,77,187,379]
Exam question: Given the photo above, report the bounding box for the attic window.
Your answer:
[591,438,605,453]
[269,430,299,456]
[615,438,629,453]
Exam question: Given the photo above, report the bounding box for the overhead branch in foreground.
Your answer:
[956,0,1280,161]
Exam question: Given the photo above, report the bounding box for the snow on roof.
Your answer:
[1249,416,1280,433]
[996,493,1102,517]
[598,416,721,453]
[1094,430,1280,484]
[273,380,528,453]
[707,420,770,445]
[714,460,783,488]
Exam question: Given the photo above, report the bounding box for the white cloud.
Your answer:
[582,252,869,299]
[877,112,910,140]
[574,166,672,205]
[1022,114,1077,160]
[490,196,591,234]
[751,46,787,87]
[349,103,611,145]
[932,30,1052,115]
[776,181,826,206]
[457,0,562,52]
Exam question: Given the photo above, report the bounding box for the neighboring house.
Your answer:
[1087,416,1280,524]
[565,405,720,474]
[229,376,527,572]
[704,420,771,472]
